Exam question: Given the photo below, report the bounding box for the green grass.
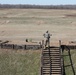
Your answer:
[0,49,41,75]
[63,50,76,75]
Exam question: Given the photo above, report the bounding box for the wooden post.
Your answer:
[12,44,14,49]
[24,45,26,50]
[42,40,44,49]
[1,43,3,49]
[48,38,50,48]
[39,42,42,49]
[0,43,1,48]
[14,44,16,50]
[59,40,61,47]
[59,40,64,75]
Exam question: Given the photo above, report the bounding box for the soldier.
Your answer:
[43,31,52,49]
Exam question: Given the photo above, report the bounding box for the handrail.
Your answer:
[41,49,43,75]
[66,46,76,75]
[40,40,44,75]
[59,40,65,75]
[48,47,51,75]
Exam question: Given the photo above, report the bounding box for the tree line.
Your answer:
[0,4,76,9]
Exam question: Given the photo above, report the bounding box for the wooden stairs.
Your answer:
[41,47,62,75]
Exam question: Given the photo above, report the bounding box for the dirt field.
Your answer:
[0,9,76,45]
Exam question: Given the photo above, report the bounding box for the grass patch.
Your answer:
[63,50,76,75]
[0,49,40,75]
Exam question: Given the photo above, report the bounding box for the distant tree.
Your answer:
[0,4,76,9]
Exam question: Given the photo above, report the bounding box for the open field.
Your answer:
[0,9,76,45]
[0,49,41,75]
[0,9,76,75]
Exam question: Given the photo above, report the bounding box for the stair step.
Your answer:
[50,54,60,55]
[50,47,59,48]
[50,53,60,54]
[51,64,61,65]
[41,47,62,75]
[50,49,59,50]
[50,49,60,51]
[43,54,49,56]
[51,65,61,67]
[51,68,61,69]
[42,72,51,74]
[51,57,60,59]
[51,59,61,60]
[51,58,61,59]
[50,50,60,52]
[43,65,50,67]
[43,60,50,61]
[43,49,49,50]
[50,48,59,49]
[50,51,60,53]
[51,56,61,58]
[51,56,60,58]
[43,67,50,69]
[51,71,61,73]
[43,56,50,57]
[50,55,60,56]
[51,74,61,75]
[51,70,61,72]
[51,62,61,63]
[43,64,50,66]
[51,59,61,61]
[50,52,60,54]
[43,68,50,69]
[51,60,61,62]
[43,70,50,72]
[43,49,60,52]
[43,68,50,70]
[51,66,61,68]
[43,53,60,54]
[43,53,50,55]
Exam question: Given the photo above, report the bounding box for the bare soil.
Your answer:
[0,9,76,46]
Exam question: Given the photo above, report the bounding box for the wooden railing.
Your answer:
[61,45,76,50]
[59,40,65,75]
[40,40,44,75]
[48,47,51,75]
[0,43,41,50]
[65,46,76,75]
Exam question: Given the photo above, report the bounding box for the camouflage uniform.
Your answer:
[43,31,51,48]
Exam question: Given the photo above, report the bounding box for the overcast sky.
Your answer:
[0,0,76,5]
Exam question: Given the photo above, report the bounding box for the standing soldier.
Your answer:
[43,31,52,49]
